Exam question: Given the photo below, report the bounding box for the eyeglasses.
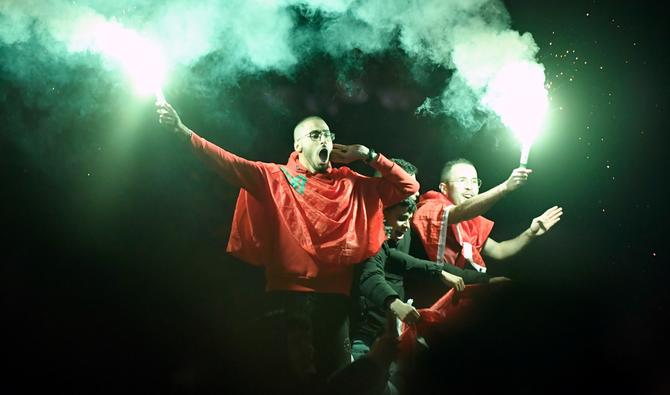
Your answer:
[447,177,482,188]
[299,129,335,142]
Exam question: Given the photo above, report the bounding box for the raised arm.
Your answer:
[370,154,420,207]
[157,101,267,197]
[447,167,531,225]
[483,206,563,260]
[331,144,419,206]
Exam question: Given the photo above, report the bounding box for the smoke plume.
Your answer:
[1,0,546,144]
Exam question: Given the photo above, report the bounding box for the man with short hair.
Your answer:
[157,102,419,380]
[411,158,562,274]
[352,193,496,395]
[376,158,419,255]
[352,159,493,360]
[353,197,490,359]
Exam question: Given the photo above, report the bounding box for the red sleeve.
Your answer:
[190,132,268,197]
[369,153,420,207]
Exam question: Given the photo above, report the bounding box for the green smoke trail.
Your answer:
[1,0,547,142]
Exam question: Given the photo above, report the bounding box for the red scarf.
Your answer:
[412,191,494,269]
[399,283,508,355]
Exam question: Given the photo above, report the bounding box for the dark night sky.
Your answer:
[2,1,668,392]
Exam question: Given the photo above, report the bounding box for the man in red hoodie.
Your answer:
[412,158,562,275]
[157,103,419,380]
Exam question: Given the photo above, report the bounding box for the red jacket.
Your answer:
[411,191,494,270]
[190,132,419,294]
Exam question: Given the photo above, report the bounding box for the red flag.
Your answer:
[398,283,507,355]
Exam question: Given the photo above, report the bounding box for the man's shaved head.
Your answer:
[292,116,332,174]
[294,116,327,142]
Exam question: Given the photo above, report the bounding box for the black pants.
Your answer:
[264,291,352,381]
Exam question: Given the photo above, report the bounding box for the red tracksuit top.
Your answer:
[190,132,419,295]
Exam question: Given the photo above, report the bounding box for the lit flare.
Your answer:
[482,61,549,167]
[90,21,167,101]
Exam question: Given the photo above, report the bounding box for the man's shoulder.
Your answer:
[418,190,449,203]
[377,240,391,255]
[416,191,450,214]
[329,164,355,176]
[259,161,297,176]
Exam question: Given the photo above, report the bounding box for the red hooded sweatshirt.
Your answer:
[412,191,494,270]
[190,132,419,294]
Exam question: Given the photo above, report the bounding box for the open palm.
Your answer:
[529,206,563,237]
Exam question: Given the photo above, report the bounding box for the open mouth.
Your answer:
[318,148,329,163]
[393,229,405,240]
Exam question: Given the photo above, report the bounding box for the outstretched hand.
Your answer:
[330,143,370,164]
[156,101,191,139]
[529,206,563,237]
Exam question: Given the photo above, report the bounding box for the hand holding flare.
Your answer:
[156,101,192,139]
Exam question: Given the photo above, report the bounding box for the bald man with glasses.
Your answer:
[157,103,418,381]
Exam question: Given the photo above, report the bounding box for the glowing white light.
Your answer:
[91,21,167,99]
[482,61,549,166]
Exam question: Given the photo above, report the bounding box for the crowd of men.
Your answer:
[157,103,563,394]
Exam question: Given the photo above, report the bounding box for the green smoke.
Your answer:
[1,0,546,138]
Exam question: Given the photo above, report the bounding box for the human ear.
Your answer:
[439,182,447,194]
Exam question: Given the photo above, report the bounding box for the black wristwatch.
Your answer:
[364,148,377,164]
